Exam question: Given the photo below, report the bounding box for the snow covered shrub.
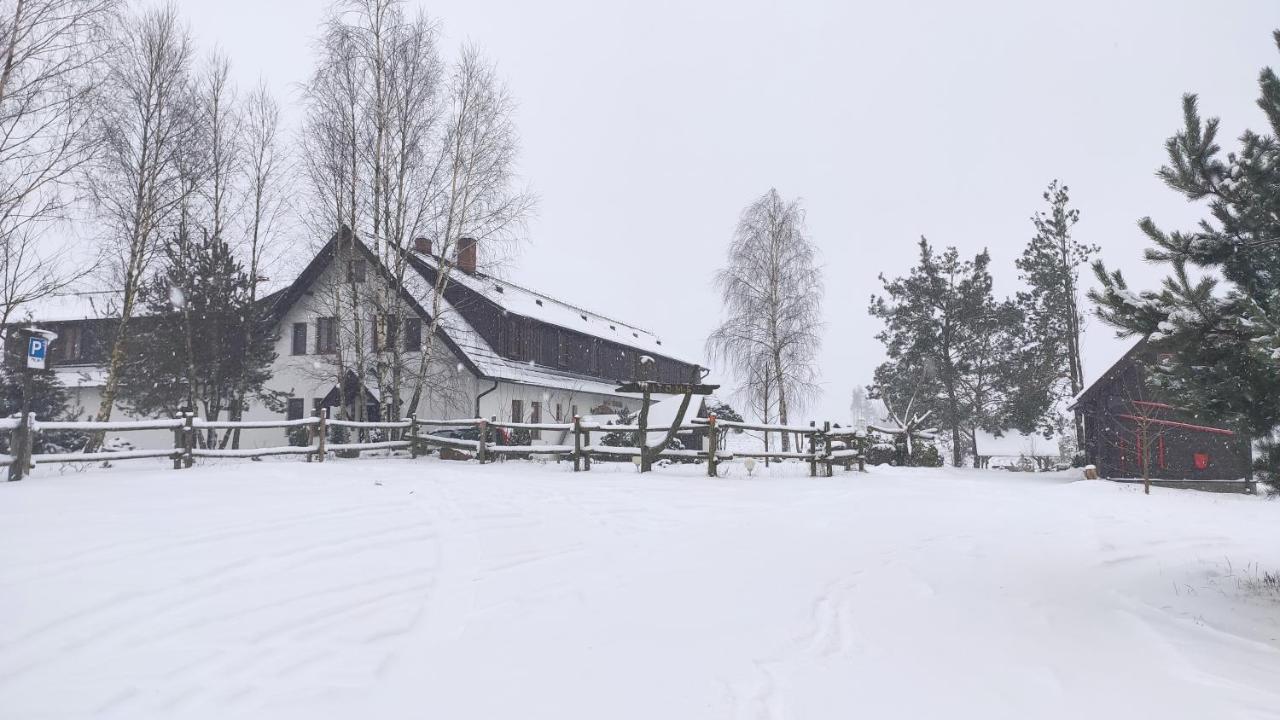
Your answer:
[286,424,310,447]
[910,442,943,468]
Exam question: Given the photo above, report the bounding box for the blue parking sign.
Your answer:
[27,336,46,369]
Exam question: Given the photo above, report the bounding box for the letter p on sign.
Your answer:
[27,336,46,370]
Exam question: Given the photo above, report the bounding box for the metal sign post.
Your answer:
[9,329,56,481]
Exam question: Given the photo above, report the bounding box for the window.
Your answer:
[316,317,338,353]
[557,332,570,367]
[286,398,305,420]
[530,401,542,440]
[291,322,308,355]
[404,317,422,351]
[511,399,523,424]
[571,404,578,420]
[349,259,366,283]
[555,403,563,422]
[55,324,83,362]
[1194,452,1209,470]
[506,318,523,358]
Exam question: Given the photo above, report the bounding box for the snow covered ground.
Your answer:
[1,459,1278,719]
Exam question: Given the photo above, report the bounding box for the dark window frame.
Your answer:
[404,317,423,351]
[291,322,308,356]
[286,398,305,420]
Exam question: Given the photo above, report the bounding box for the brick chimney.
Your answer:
[458,237,477,274]
[413,237,431,255]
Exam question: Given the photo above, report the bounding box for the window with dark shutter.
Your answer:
[291,322,307,355]
[404,317,422,351]
[383,314,398,351]
[511,399,523,424]
[286,398,304,420]
[557,332,570,367]
[316,317,337,353]
[530,401,542,440]
[349,259,366,283]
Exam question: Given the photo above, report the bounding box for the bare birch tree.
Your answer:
[85,3,195,436]
[0,0,117,325]
[706,188,823,452]
[404,43,533,416]
[226,81,287,444]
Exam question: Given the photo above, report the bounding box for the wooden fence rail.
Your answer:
[1,410,868,480]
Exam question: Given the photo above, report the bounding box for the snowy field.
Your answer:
[1,459,1278,720]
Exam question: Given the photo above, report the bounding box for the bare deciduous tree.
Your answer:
[404,44,533,416]
[0,0,117,325]
[85,3,195,437]
[706,188,823,452]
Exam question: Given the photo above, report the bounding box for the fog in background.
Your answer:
[175,0,1280,421]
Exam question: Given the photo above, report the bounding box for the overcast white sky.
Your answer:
[177,0,1279,422]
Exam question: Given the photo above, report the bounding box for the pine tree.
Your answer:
[116,230,282,444]
[1089,31,1280,438]
[870,238,1014,466]
[1014,180,1096,444]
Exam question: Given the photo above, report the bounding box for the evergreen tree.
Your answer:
[116,230,282,444]
[870,238,1014,466]
[0,329,86,454]
[1013,180,1096,443]
[1089,31,1280,439]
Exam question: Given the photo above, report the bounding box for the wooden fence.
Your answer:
[1,410,867,480]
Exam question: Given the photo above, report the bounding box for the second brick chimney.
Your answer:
[458,237,477,274]
[413,237,431,255]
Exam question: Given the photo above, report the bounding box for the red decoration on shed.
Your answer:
[1193,452,1209,470]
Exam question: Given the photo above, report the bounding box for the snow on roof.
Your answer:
[973,429,1060,458]
[425,281,652,398]
[410,251,697,365]
[1071,337,1144,407]
[6,291,126,323]
[54,366,108,388]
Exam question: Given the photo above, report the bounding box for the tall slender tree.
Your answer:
[706,188,823,452]
[1014,180,1096,444]
[86,3,196,441]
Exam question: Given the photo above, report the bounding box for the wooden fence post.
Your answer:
[172,416,183,470]
[408,413,419,458]
[822,421,832,477]
[582,417,592,471]
[183,413,195,468]
[8,412,30,481]
[316,408,328,462]
[477,418,488,464]
[808,421,817,477]
[572,416,582,472]
[706,413,718,478]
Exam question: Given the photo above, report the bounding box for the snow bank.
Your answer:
[0,461,1277,719]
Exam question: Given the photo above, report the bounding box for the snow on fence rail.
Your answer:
[0,410,870,479]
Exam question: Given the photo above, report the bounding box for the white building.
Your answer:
[6,231,704,450]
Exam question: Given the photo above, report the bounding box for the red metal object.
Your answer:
[1114,414,1235,437]
[1194,452,1209,470]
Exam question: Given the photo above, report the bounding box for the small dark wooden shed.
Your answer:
[1070,340,1254,491]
